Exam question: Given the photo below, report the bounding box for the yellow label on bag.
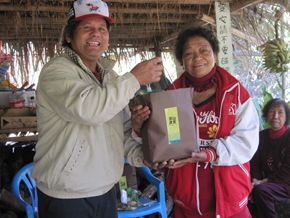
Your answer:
[119,176,127,190]
[165,107,181,144]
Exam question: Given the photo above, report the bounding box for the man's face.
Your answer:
[67,17,109,65]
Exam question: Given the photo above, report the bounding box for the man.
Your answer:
[31,0,163,217]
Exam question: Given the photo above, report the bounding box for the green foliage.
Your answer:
[253,98,267,130]
[254,85,273,130]
[262,85,274,104]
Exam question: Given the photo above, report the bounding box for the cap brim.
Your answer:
[73,14,115,23]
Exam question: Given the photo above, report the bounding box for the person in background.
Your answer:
[131,26,259,217]
[31,0,163,218]
[249,98,290,218]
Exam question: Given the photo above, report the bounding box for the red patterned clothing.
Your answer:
[194,95,217,214]
[164,66,259,218]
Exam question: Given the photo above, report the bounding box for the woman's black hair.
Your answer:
[262,98,290,126]
[61,19,111,48]
[174,25,220,66]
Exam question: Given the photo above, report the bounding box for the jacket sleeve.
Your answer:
[211,98,260,166]
[37,56,140,125]
[122,105,145,167]
[250,136,263,180]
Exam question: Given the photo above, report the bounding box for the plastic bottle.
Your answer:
[0,75,6,89]
[8,90,17,108]
[8,90,23,108]
[0,62,10,86]
[28,96,36,108]
[19,90,28,107]
[120,189,128,204]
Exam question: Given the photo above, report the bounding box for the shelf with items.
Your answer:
[0,127,38,143]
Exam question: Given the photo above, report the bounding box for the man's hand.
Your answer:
[131,57,163,85]
[143,159,175,170]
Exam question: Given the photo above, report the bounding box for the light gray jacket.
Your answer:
[31,51,144,199]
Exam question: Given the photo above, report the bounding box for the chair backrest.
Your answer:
[117,163,167,218]
[12,162,37,218]
[11,161,167,218]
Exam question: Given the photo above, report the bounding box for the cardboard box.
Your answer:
[0,90,35,109]
[0,109,5,117]
[1,108,37,129]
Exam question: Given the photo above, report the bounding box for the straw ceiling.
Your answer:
[0,0,282,55]
[0,0,289,91]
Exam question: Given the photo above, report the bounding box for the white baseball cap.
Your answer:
[68,0,115,23]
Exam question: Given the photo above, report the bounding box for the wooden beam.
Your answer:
[230,0,263,12]
[107,0,213,4]
[55,0,232,2]
[200,14,258,44]
[0,5,69,12]
[160,18,207,46]
[0,0,234,3]
[0,16,191,26]
[0,5,201,15]
[264,0,290,11]
[0,30,168,40]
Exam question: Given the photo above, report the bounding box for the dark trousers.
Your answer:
[249,182,290,218]
[37,187,118,218]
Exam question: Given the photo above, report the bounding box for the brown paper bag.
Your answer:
[133,88,198,163]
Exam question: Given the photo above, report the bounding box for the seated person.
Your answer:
[249,98,290,218]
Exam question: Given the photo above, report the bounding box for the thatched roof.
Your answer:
[0,0,289,92]
[2,0,287,54]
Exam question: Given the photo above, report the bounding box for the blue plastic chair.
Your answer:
[12,162,38,218]
[117,165,167,218]
[11,162,167,218]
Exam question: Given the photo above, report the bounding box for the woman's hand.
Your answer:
[169,151,207,169]
[131,104,150,133]
[251,178,268,187]
[143,151,207,170]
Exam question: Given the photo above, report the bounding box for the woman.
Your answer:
[31,0,163,217]
[131,26,259,217]
[249,98,290,218]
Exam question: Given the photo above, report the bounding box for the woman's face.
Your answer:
[266,104,286,131]
[182,36,216,78]
[66,17,109,65]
